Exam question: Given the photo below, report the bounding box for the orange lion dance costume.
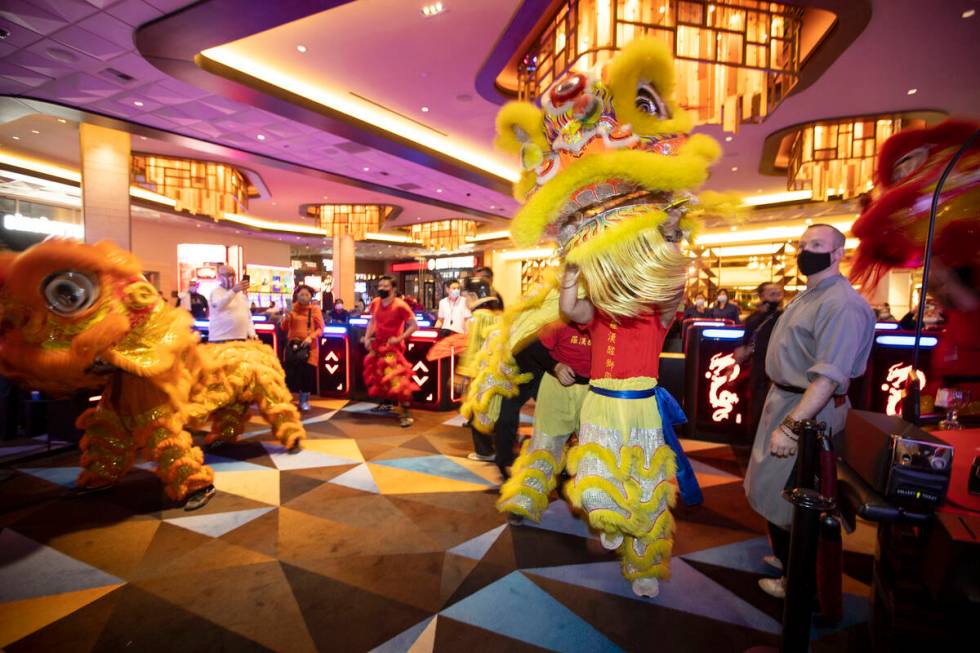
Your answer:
[0,240,305,504]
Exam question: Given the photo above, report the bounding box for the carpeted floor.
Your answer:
[0,399,874,652]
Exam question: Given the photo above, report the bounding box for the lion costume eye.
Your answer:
[42,271,99,316]
[891,146,929,184]
[635,83,669,118]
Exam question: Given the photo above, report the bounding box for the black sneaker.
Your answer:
[288,441,302,455]
[507,513,524,526]
[184,484,216,511]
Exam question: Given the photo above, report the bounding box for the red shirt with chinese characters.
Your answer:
[588,310,670,379]
[539,322,592,378]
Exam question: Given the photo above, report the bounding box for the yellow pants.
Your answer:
[497,373,588,521]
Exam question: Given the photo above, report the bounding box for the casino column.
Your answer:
[79,123,131,248]
[333,232,355,306]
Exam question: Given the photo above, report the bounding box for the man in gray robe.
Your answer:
[744,224,875,598]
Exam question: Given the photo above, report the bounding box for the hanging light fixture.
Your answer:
[131,155,249,221]
[787,116,918,201]
[514,0,815,132]
[307,204,389,240]
[410,219,478,251]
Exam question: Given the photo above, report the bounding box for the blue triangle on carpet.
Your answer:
[524,501,595,540]
[372,455,494,486]
[441,571,623,653]
[17,466,81,488]
[446,524,507,561]
[164,506,276,538]
[0,530,122,602]
[523,559,780,634]
[329,463,380,493]
[680,535,773,576]
[367,615,435,653]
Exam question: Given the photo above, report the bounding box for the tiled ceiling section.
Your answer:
[0,0,517,220]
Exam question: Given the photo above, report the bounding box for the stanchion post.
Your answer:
[780,420,834,653]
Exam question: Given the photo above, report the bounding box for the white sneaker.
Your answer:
[632,577,660,598]
[467,452,495,462]
[758,576,787,598]
[600,531,624,550]
[763,554,784,573]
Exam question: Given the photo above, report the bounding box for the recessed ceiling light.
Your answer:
[256,134,266,140]
[731,166,738,172]
[31,130,40,134]
[730,226,737,231]
[725,136,733,142]
[12,136,20,140]
[421,106,430,113]
[140,136,147,140]
[963,9,975,18]
[57,118,67,124]
[271,201,277,206]
[436,188,442,193]
[296,44,307,53]
[322,195,328,200]
[490,205,495,209]
[133,100,143,107]
[907,88,917,95]
[363,167,370,172]
[421,2,445,18]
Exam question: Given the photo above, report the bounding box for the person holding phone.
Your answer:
[208,265,256,343]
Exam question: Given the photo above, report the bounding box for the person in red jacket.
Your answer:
[282,285,325,411]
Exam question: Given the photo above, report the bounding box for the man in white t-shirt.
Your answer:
[208,265,256,342]
[434,278,471,337]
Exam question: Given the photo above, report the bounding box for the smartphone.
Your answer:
[242,275,250,283]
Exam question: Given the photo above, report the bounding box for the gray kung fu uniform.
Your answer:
[744,274,875,528]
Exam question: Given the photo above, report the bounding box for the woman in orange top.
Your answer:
[282,285,324,411]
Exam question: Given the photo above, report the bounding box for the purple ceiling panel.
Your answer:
[0,2,73,36]
[39,71,127,102]
[262,121,318,140]
[83,0,126,9]
[0,42,18,58]
[142,0,193,12]
[152,103,206,126]
[169,99,238,122]
[0,18,45,49]
[0,61,54,88]
[51,24,129,61]
[99,51,168,83]
[137,80,199,105]
[6,48,84,78]
[105,0,162,27]
[195,95,246,116]
[23,0,100,23]
[77,12,135,49]
[182,120,223,138]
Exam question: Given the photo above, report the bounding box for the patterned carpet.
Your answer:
[0,399,874,652]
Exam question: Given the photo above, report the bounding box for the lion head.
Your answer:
[850,119,980,288]
[496,39,720,319]
[0,239,197,395]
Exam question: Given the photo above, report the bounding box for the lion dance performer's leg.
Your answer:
[206,403,251,446]
[135,410,213,501]
[256,383,305,450]
[76,405,137,490]
[497,373,587,521]
[564,377,677,598]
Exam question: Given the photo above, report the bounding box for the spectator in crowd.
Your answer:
[435,279,471,338]
[282,285,324,412]
[328,298,350,323]
[176,279,209,320]
[744,224,875,599]
[683,293,710,319]
[209,266,256,343]
[708,288,740,323]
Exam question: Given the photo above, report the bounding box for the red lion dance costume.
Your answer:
[363,297,419,404]
[850,119,980,412]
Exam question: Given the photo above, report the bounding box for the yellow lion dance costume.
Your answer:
[0,240,305,506]
[464,39,720,597]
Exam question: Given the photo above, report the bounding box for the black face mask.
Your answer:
[762,300,779,311]
[377,289,390,299]
[797,249,833,276]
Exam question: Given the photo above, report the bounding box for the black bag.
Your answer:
[284,308,312,366]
